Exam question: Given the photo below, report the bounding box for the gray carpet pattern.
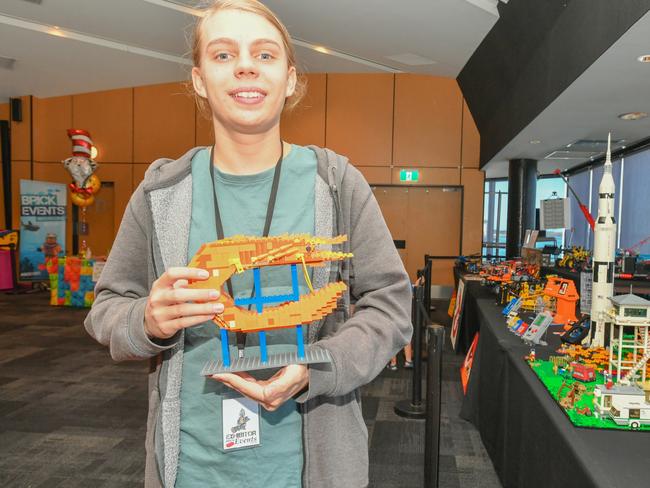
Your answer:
[0,292,500,488]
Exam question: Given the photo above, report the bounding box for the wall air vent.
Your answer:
[163,0,208,8]
[566,139,625,152]
[544,151,600,160]
[0,55,16,70]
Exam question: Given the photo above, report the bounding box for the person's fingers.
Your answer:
[212,373,266,403]
[160,314,218,334]
[156,287,220,305]
[173,279,189,289]
[155,302,224,322]
[154,267,209,288]
[261,365,308,410]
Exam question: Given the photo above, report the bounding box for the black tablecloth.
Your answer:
[453,268,494,355]
[459,291,650,488]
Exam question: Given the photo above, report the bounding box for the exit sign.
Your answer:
[399,169,419,182]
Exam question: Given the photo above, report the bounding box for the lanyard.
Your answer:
[209,141,284,355]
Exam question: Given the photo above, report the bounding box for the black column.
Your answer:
[506,159,537,258]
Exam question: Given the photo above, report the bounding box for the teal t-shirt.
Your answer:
[175,145,317,488]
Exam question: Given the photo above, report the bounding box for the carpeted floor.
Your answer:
[0,292,500,488]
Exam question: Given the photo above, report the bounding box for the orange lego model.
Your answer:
[187,234,353,374]
[544,276,579,329]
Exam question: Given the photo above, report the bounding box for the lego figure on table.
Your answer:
[84,1,412,487]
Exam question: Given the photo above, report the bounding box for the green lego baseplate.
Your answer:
[528,358,650,431]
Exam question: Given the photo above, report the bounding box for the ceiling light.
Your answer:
[618,112,648,121]
[529,140,541,144]
[91,146,98,159]
[314,46,330,55]
[637,54,650,63]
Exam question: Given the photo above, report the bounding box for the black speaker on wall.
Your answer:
[10,98,22,122]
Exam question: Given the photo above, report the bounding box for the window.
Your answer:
[619,149,650,256]
[623,307,648,318]
[537,177,566,249]
[629,409,640,419]
[604,395,612,408]
[483,180,508,258]
[483,176,567,257]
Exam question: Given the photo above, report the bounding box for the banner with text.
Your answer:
[19,179,67,281]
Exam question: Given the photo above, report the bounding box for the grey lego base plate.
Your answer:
[201,347,332,375]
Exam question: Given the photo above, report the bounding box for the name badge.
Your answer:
[222,395,261,451]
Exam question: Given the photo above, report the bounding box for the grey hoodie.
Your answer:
[84,145,412,488]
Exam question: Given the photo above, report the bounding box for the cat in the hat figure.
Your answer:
[62,129,101,207]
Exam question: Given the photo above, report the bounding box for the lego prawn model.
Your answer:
[187,234,352,374]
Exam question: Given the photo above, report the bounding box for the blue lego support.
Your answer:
[291,264,299,296]
[296,325,305,360]
[259,331,268,363]
[234,265,301,309]
[221,329,231,368]
[253,268,263,313]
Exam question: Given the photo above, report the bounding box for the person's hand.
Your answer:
[144,267,223,339]
[212,364,309,411]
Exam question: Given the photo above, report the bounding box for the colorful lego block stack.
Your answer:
[46,256,96,308]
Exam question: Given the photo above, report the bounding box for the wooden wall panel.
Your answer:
[373,186,409,276]
[356,166,392,185]
[133,163,150,189]
[393,75,462,167]
[406,187,462,285]
[33,96,73,162]
[462,169,485,255]
[83,183,115,257]
[0,103,8,120]
[462,99,480,168]
[196,110,214,147]
[390,167,460,186]
[95,163,133,230]
[326,74,393,166]
[11,161,31,232]
[11,96,32,162]
[32,163,74,251]
[281,73,326,147]
[73,88,134,163]
[134,82,195,163]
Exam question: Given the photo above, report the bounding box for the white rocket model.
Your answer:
[590,133,617,348]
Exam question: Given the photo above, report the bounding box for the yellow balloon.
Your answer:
[86,174,101,195]
[71,192,95,207]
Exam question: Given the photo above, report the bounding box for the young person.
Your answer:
[85,1,412,487]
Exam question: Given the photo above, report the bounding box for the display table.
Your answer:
[458,288,650,488]
[452,267,493,354]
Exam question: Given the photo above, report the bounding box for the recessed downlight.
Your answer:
[618,112,648,121]
[637,54,650,63]
[529,140,541,144]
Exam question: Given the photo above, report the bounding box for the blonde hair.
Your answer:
[191,0,307,119]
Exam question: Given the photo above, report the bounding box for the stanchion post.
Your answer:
[424,324,444,488]
[394,281,426,419]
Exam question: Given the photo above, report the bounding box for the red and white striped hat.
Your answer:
[67,129,94,158]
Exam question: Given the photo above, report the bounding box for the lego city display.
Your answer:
[186,234,352,374]
[528,291,650,431]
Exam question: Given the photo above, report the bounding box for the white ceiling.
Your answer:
[485,10,650,178]
[2,0,645,178]
[0,0,499,100]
